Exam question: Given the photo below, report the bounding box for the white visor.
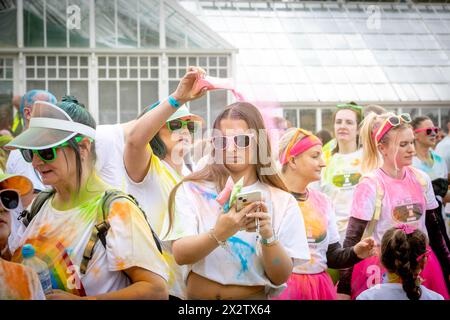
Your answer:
[5,101,96,150]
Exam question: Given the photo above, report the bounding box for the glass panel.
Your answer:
[433,84,450,100]
[0,81,13,96]
[46,0,67,47]
[140,80,158,110]
[68,0,90,47]
[283,109,298,128]
[99,81,117,124]
[24,0,44,47]
[440,107,450,132]
[299,109,316,132]
[321,109,334,133]
[48,81,67,102]
[412,84,438,101]
[26,80,46,91]
[165,3,222,49]
[96,0,116,47]
[0,0,17,47]
[120,81,138,122]
[70,81,89,108]
[117,0,137,48]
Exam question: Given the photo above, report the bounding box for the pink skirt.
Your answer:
[351,246,449,300]
[272,272,337,300]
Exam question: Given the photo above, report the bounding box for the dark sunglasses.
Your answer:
[20,136,86,164]
[212,134,254,150]
[0,189,20,211]
[167,119,197,133]
[414,127,440,136]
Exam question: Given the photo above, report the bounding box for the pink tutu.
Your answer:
[351,246,449,300]
[272,272,337,300]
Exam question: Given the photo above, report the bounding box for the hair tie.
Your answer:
[395,223,416,235]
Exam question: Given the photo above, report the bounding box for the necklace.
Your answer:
[292,189,309,202]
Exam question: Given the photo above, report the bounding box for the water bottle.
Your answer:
[22,244,53,295]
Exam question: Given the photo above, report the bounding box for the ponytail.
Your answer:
[359,112,382,173]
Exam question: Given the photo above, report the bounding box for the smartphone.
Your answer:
[236,191,263,212]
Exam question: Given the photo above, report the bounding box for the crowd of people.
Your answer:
[0,66,449,300]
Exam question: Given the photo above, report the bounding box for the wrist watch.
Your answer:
[260,233,277,246]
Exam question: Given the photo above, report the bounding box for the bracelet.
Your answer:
[260,233,278,247]
[208,229,228,249]
[167,95,181,108]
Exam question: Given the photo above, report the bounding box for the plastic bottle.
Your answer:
[22,244,53,295]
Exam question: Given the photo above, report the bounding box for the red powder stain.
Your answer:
[1,260,32,300]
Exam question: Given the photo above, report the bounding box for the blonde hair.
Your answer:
[359,112,412,173]
[278,128,309,174]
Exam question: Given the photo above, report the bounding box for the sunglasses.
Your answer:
[374,113,412,142]
[167,119,198,133]
[0,189,20,211]
[20,136,86,164]
[414,127,440,136]
[212,134,254,150]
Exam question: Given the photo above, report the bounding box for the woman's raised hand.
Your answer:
[172,66,208,105]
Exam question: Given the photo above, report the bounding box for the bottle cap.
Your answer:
[22,244,36,259]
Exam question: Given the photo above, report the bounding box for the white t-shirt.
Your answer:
[126,151,190,299]
[0,259,45,300]
[351,167,438,244]
[168,180,311,297]
[6,150,47,191]
[435,135,450,173]
[412,150,448,181]
[95,124,128,191]
[321,149,363,242]
[356,283,444,300]
[12,193,169,297]
[292,189,340,274]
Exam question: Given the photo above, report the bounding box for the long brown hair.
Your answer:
[166,102,287,237]
[332,104,363,155]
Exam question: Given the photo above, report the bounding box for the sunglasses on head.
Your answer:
[374,113,412,142]
[20,136,86,164]
[211,134,254,150]
[167,119,197,133]
[0,189,20,211]
[414,127,440,136]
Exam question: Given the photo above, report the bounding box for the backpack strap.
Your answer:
[80,190,163,275]
[408,166,428,193]
[18,189,55,227]
[362,173,384,239]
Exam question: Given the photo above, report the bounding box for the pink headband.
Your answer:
[280,135,322,165]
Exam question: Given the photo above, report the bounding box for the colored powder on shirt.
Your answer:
[227,236,256,278]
